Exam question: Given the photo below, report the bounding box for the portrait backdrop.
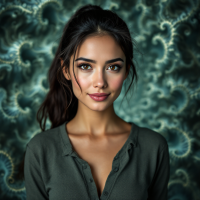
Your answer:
[0,0,200,199]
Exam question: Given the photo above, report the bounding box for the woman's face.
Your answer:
[62,34,130,111]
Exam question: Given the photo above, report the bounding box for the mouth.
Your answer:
[88,93,110,97]
[88,93,110,101]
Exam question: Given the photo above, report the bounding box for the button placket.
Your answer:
[81,162,99,199]
[80,141,134,200]
[82,164,94,184]
[100,156,122,200]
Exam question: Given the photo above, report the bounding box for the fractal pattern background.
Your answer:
[0,0,200,199]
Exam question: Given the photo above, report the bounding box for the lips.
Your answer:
[89,93,110,97]
[88,94,110,101]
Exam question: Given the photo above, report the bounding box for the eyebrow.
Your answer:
[74,57,124,64]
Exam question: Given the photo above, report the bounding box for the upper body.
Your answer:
[24,120,170,200]
[25,4,170,200]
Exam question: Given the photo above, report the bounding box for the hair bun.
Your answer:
[74,4,103,18]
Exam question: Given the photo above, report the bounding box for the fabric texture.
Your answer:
[24,121,170,200]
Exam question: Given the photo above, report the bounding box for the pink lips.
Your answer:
[88,94,110,101]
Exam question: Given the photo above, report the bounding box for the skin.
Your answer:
[60,33,132,196]
[61,34,131,137]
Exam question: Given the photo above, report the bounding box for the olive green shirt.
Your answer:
[24,121,170,200]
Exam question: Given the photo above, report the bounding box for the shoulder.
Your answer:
[26,124,62,154]
[136,124,168,153]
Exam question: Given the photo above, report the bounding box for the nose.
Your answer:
[93,68,108,88]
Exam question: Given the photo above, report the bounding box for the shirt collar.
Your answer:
[59,120,139,157]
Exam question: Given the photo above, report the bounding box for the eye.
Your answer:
[77,63,92,70]
[77,63,122,72]
[108,65,122,72]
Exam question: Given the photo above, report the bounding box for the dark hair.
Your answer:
[17,4,142,181]
[37,4,141,132]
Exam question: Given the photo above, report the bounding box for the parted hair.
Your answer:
[36,4,141,132]
[17,4,142,181]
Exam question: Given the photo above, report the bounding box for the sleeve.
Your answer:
[147,144,170,200]
[24,144,49,200]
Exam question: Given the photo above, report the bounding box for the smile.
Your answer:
[88,94,110,101]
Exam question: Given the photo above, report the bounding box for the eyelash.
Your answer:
[77,63,122,72]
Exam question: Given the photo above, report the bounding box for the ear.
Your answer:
[124,64,130,80]
[60,59,71,81]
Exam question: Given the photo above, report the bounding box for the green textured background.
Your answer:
[0,0,200,199]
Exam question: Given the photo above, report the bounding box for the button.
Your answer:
[114,166,119,172]
[103,191,108,196]
[82,164,87,169]
[114,155,119,160]
[128,143,132,150]
[90,178,93,182]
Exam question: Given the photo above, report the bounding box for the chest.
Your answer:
[67,133,130,197]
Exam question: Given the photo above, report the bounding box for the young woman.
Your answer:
[23,4,170,200]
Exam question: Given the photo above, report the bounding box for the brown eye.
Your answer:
[77,64,91,70]
[77,63,122,72]
[108,65,122,72]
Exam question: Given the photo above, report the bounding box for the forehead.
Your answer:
[74,34,125,60]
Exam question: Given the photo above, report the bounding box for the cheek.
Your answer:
[71,75,89,90]
[78,76,90,88]
[109,76,124,90]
